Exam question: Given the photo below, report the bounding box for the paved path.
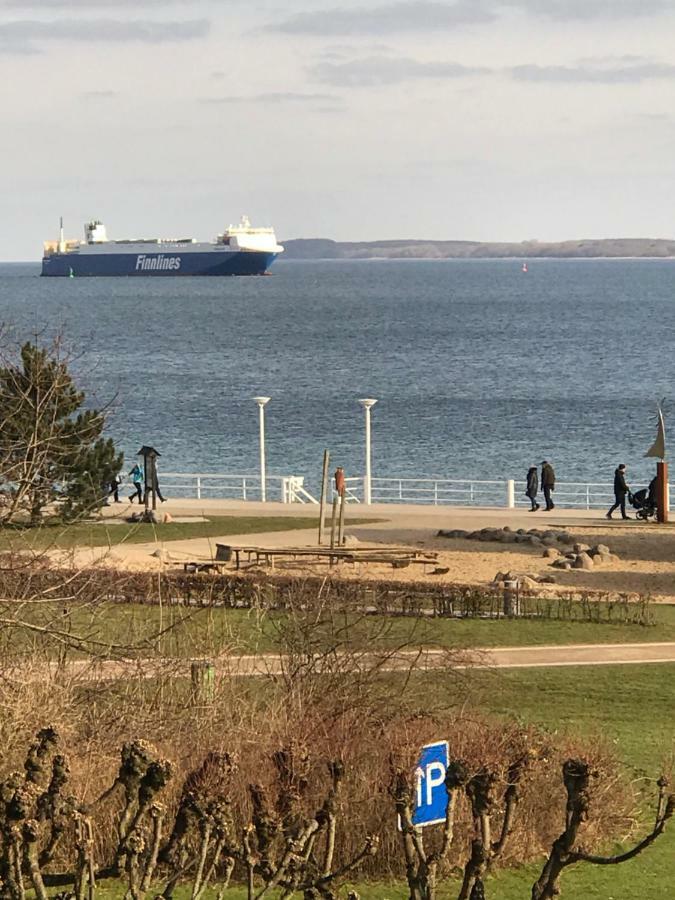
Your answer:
[13,642,675,684]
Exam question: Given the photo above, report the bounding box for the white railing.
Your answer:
[143,472,672,510]
[513,482,615,511]
[338,477,672,510]
[159,473,318,504]
[360,477,510,507]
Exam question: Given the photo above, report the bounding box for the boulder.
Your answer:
[538,574,557,584]
[595,543,611,555]
[342,534,360,546]
[573,543,591,554]
[573,552,594,570]
[552,558,572,570]
[503,526,512,532]
[543,547,561,559]
[558,533,574,545]
[519,575,540,588]
[516,528,527,535]
[527,535,543,545]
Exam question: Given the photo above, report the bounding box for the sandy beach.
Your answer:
[64,499,675,602]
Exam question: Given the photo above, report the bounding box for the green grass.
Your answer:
[0,515,377,550]
[8,602,675,662]
[7,601,675,662]
[467,663,675,773]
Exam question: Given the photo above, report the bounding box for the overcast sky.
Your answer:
[2,0,675,259]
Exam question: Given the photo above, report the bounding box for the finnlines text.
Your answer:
[136,254,182,271]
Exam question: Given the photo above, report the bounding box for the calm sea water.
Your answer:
[0,259,672,492]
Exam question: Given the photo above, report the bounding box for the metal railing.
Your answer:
[338,477,673,510]
[140,471,672,510]
[159,473,318,504]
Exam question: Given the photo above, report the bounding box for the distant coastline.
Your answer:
[281,237,675,260]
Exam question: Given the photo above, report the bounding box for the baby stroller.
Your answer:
[631,478,658,521]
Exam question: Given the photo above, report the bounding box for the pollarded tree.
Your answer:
[0,339,122,524]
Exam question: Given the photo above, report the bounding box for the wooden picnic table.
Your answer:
[215,543,438,571]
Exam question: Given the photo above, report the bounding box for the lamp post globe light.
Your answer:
[358,398,378,505]
[253,396,271,502]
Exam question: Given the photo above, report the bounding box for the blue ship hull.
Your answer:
[41,250,279,277]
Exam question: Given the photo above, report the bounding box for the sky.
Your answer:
[2,0,675,259]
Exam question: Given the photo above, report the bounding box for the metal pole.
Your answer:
[253,397,270,503]
[657,461,669,524]
[358,399,377,506]
[506,479,515,509]
[318,449,330,545]
[338,488,346,545]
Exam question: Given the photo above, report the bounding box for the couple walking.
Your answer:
[525,460,556,512]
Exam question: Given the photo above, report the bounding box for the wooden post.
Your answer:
[144,456,150,513]
[318,449,330,545]
[338,489,346,546]
[191,659,215,705]
[329,496,339,556]
[657,461,669,524]
[150,456,157,511]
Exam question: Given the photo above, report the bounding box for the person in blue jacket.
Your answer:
[128,463,144,503]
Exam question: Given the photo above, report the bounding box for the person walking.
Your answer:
[541,460,556,511]
[607,464,630,520]
[525,466,540,511]
[109,475,121,503]
[128,462,144,503]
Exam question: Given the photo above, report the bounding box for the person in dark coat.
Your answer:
[525,466,540,511]
[541,460,556,511]
[607,464,630,520]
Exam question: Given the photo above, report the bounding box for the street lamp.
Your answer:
[358,398,378,505]
[253,396,271,502]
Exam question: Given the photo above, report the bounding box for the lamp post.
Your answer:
[253,396,271,502]
[358,398,377,505]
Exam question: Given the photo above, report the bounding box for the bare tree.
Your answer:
[531,760,674,900]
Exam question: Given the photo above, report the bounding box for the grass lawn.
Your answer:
[0,515,378,550]
[7,601,675,661]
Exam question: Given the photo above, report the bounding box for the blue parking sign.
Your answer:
[412,740,450,828]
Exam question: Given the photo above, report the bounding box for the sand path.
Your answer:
[67,499,675,601]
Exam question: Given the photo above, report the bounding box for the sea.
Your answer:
[0,258,672,496]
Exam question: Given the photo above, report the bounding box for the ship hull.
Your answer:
[41,250,279,277]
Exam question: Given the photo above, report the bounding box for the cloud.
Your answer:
[0,0,171,5]
[270,0,672,36]
[204,91,342,104]
[270,1,495,36]
[311,53,488,85]
[0,18,210,47]
[512,61,675,84]
[81,89,117,99]
[510,0,670,21]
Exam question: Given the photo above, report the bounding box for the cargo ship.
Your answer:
[41,216,284,277]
